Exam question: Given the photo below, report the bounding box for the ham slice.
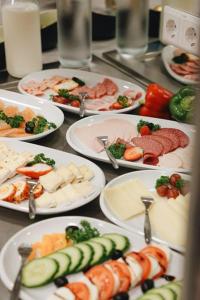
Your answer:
[152,129,180,150]
[153,128,189,148]
[102,78,118,95]
[141,135,173,154]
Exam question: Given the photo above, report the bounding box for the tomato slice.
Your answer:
[67,282,90,300]
[85,265,115,300]
[141,246,168,275]
[106,260,131,293]
[127,252,151,282]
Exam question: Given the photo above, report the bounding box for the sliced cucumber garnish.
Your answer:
[91,237,115,257]
[148,287,176,300]
[102,233,130,252]
[59,246,83,273]
[48,252,71,278]
[85,241,106,266]
[75,243,94,272]
[138,294,165,300]
[166,283,182,299]
[22,257,58,288]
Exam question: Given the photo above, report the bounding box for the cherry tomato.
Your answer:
[52,96,69,104]
[111,102,123,110]
[156,185,169,197]
[140,125,151,136]
[71,100,80,107]
[169,174,181,186]
[167,187,180,199]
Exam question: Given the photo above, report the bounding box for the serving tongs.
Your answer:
[141,196,154,244]
[26,178,39,220]
[97,136,119,169]
[79,92,88,118]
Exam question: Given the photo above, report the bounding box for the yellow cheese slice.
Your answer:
[104,178,155,220]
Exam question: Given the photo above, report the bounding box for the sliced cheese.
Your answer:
[35,192,56,208]
[56,166,75,184]
[61,184,81,202]
[53,80,79,92]
[52,188,67,206]
[39,171,63,192]
[0,168,10,185]
[67,163,83,182]
[79,165,94,181]
[104,178,154,220]
[72,181,94,198]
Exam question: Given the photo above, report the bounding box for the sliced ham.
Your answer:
[152,129,180,150]
[102,78,118,95]
[153,128,189,148]
[94,82,107,98]
[142,135,173,154]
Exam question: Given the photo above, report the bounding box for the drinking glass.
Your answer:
[57,0,92,68]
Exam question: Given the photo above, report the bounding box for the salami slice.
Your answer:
[153,128,189,148]
[142,135,173,154]
[132,136,163,160]
[152,129,180,150]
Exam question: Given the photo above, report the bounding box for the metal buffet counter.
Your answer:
[0,40,183,298]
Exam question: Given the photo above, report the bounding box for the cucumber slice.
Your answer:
[48,252,71,278]
[166,283,182,299]
[91,237,115,257]
[22,257,58,288]
[148,287,176,300]
[137,293,165,300]
[85,241,106,266]
[59,246,83,273]
[102,233,130,252]
[74,243,94,272]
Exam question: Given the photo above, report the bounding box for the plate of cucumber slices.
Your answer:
[0,216,184,300]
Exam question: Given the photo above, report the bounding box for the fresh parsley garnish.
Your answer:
[155,176,170,188]
[66,220,100,244]
[137,120,161,133]
[27,153,55,167]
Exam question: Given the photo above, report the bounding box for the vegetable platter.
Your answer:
[100,170,190,252]
[66,114,195,173]
[18,68,145,115]
[0,140,105,215]
[0,216,184,300]
[0,89,64,141]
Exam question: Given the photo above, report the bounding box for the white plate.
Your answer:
[162,45,198,85]
[0,216,184,300]
[0,140,105,215]
[66,114,194,173]
[100,170,190,252]
[18,68,145,115]
[0,89,64,141]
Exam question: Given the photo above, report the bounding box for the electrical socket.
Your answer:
[180,18,200,55]
[162,6,181,47]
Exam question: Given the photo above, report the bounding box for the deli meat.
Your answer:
[132,136,163,157]
[142,135,173,154]
[152,129,180,150]
[153,128,189,148]
[102,78,118,95]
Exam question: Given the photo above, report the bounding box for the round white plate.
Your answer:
[0,216,184,300]
[18,68,145,115]
[0,140,105,215]
[0,89,64,141]
[162,45,198,85]
[100,169,190,252]
[66,113,195,173]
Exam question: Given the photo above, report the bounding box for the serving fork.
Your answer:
[79,92,88,118]
[97,136,119,169]
[141,196,154,244]
[26,178,39,220]
[10,244,32,300]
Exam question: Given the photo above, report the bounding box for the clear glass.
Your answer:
[57,0,92,68]
[116,0,149,58]
[1,0,42,78]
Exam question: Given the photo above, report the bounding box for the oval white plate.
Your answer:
[66,114,194,173]
[0,89,64,141]
[162,45,198,85]
[0,216,184,300]
[0,140,105,215]
[18,68,145,115]
[100,169,190,253]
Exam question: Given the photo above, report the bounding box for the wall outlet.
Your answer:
[161,6,200,55]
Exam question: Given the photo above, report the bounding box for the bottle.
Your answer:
[57,0,92,68]
[2,0,42,78]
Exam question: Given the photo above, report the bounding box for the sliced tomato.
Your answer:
[141,246,168,276]
[86,265,114,300]
[106,260,131,293]
[127,252,151,282]
[67,282,90,300]
[17,163,53,179]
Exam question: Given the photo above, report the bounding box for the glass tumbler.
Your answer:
[57,0,92,68]
[116,0,149,58]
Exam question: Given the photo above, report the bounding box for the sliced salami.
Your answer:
[141,135,173,154]
[153,128,189,148]
[152,129,180,150]
[132,137,163,157]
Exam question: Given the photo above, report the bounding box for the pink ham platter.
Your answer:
[66,114,195,173]
[18,69,145,115]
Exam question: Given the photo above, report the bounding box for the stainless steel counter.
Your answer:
[0,41,183,299]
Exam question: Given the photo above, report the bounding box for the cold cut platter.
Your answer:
[66,114,194,173]
[18,69,145,115]
[0,216,184,300]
